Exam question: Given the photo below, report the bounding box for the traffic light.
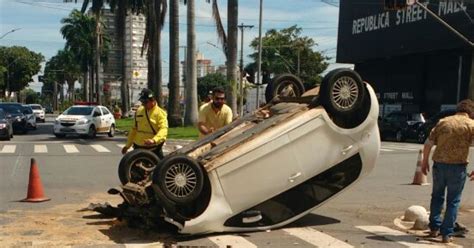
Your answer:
[384,0,412,10]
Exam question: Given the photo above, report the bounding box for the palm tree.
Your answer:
[226,0,238,115]
[60,10,96,101]
[168,0,182,127]
[184,0,198,126]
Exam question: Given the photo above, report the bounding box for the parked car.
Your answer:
[378,111,426,142]
[104,69,381,235]
[53,104,116,138]
[415,109,457,144]
[0,103,28,134]
[29,104,46,122]
[22,105,37,130]
[0,109,13,140]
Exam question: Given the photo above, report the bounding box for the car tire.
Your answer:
[319,68,367,128]
[54,133,66,138]
[108,124,115,137]
[118,149,160,185]
[153,154,204,205]
[265,74,305,103]
[417,132,426,144]
[87,125,96,139]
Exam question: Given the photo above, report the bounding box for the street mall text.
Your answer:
[352,0,467,35]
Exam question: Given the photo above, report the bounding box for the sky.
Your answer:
[0,0,346,90]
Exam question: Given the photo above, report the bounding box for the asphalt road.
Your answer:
[1,118,473,247]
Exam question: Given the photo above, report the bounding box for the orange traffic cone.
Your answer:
[412,149,428,185]
[21,158,50,202]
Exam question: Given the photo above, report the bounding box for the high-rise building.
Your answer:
[101,9,148,106]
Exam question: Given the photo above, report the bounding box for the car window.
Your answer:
[0,104,22,114]
[101,107,111,115]
[22,106,33,114]
[93,108,102,117]
[64,107,94,115]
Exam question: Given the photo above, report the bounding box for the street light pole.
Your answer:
[238,23,253,117]
[0,28,21,40]
[256,0,264,109]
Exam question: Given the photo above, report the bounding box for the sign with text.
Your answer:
[337,0,474,63]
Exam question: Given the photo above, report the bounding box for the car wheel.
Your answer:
[265,74,305,103]
[108,124,115,137]
[54,133,66,138]
[319,68,367,128]
[118,149,160,185]
[87,125,96,139]
[153,154,204,205]
[417,132,426,144]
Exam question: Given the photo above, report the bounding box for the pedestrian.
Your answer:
[199,91,213,112]
[121,88,168,159]
[421,99,474,243]
[198,87,232,138]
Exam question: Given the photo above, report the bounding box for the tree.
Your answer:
[197,73,228,101]
[167,0,182,127]
[184,0,198,126]
[248,25,329,88]
[0,46,44,100]
[61,10,96,101]
[226,0,238,115]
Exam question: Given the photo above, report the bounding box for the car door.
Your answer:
[100,107,113,132]
[92,107,103,131]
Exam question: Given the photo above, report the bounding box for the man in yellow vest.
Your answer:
[121,88,168,158]
[198,87,233,138]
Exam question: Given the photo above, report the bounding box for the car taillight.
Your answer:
[0,123,6,129]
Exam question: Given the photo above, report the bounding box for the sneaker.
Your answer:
[442,236,453,243]
[427,230,439,238]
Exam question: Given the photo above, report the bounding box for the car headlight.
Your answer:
[0,123,6,129]
[77,118,90,125]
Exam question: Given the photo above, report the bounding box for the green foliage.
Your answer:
[21,88,40,104]
[247,25,329,88]
[0,46,44,96]
[197,73,228,101]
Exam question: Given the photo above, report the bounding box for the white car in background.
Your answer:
[29,104,45,123]
[53,104,116,138]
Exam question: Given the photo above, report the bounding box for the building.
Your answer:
[101,9,148,106]
[337,0,474,117]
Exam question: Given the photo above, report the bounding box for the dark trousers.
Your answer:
[133,142,165,159]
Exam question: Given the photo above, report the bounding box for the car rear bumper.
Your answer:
[53,123,90,135]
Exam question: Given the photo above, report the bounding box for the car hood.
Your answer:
[8,113,24,118]
[32,110,44,113]
[57,115,88,121]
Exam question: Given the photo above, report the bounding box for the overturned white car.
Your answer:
[108,69,381,235]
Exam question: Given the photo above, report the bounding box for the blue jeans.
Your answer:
[429,162,467,237]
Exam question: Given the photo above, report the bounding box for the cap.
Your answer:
[138,88,154,102]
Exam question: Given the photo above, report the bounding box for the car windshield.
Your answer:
[0,104,22,114]
[30,105,42,110]
[64,107,94,116]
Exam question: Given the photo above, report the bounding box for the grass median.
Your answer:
[115,118,199,140]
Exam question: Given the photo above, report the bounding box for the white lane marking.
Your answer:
[90,144,110,153]
[116,144,125,148]
[380,148,394,152]
[208,234,258,248]
[0,145,16,153]
[284,227,353,248]
[34,145,48,153]
[356,226,451,248]
[63,145,79,153]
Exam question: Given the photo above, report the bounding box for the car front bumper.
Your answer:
[53,123,90,135]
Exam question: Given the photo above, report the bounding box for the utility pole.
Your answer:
[256,0,264,109]
[238,23,253,117]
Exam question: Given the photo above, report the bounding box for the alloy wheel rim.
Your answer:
[164,163,197,198]
[331,76,359,110]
